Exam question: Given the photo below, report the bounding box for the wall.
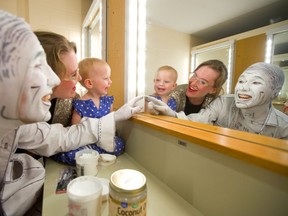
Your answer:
[121,120,288,216]
[0,0,91,60]
[28,0,87,60]
[145,24,191,95]
[0,0,29,20]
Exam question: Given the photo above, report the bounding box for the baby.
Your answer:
[51,58,125,165]
[150,65,178,110]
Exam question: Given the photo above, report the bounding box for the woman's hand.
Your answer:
[145,96,176,117]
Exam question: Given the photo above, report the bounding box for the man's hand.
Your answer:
[115,96,144,122]
[145,96,176,117]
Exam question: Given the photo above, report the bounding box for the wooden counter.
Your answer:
[130,113,288,177]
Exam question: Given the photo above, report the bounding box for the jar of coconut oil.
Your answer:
[109,169,147,216]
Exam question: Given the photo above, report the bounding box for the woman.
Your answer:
[34,31,82,126]
[172,59,228,114]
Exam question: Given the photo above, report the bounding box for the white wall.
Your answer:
[28,0,82,58]
[145,24,191,95]
[0,0,91,60]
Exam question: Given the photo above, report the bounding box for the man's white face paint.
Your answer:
[235,69,272,109]
[0,11,60,126]
[18,48,60,123]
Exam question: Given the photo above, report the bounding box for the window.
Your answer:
[82,0,107,60]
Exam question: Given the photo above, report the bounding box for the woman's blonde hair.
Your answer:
[34,31,77,79]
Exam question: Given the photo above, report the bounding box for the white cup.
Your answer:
[75,149,99,176]
[67,176,103,216]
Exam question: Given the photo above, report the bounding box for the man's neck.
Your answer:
[240,104,271,124]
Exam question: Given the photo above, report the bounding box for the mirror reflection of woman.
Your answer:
[171,59,228,114]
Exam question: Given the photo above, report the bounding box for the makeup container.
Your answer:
[67,176,103,216]
[75,149,99,176]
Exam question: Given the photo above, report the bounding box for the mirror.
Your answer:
[125,0,288,143]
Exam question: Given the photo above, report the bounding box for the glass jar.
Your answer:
[109,169,147,216]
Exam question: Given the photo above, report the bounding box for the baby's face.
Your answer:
[235,69,272,109]
[89,64,112,96]
[153,70,177,97]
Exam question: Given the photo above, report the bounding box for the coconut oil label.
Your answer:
[109,196,147,216]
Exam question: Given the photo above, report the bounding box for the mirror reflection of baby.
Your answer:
[51,58,125,165]
[150,65,178,110]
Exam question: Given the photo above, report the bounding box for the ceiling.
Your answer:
[146,0,288,42]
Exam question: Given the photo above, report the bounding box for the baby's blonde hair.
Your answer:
[156,65,178,82]
[78,58,109,87]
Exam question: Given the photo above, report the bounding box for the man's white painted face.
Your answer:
[18,37,60,123]
[0,11,60,126]
[18,47,60,123]
[235,69,272,109]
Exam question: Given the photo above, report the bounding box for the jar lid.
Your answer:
[110,169,146,193]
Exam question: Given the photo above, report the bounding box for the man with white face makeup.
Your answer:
[0,10,143,215]
[0,10,60,216]
[147,62,288,139]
